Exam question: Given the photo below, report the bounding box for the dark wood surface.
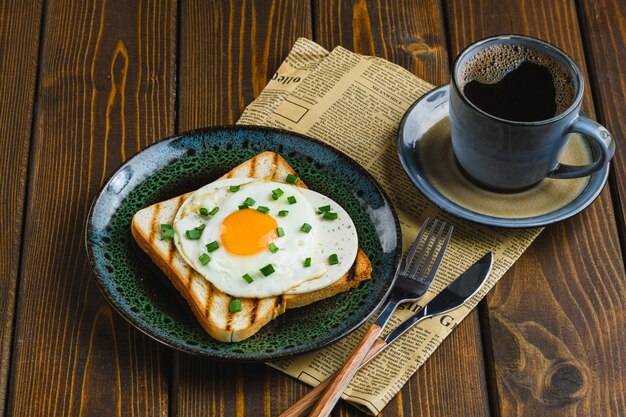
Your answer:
[0,0,623,416]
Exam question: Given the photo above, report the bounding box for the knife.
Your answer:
[278,252,493,417]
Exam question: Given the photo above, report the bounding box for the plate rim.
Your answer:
[85,124,402,361]
[397,84,609,229]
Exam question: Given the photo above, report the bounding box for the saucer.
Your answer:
[397,85,609,228]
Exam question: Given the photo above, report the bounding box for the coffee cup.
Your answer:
[449,34,615,191]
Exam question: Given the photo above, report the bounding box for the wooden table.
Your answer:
[2,0,624,416]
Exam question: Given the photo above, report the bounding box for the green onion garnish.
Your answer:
[303,257,311,267]
[199,207,209,216]
[257,206,270,214]
[278,210,289,217]
[244,197,256,206]
[301,223,312,233]
[269,242,279,253]
[276,227,285,237]
[208,207,219,216]
[229,185,241,192]
[242,274,254,284]
[206,241,220,252]
[318,205,332,212]
[160,224,175,240]
[272,188,284,200]
[322,211,338,220]
[328,254,339,265]
[186,224,206,240]
[287,196,297,204]
[286,174,299,184]
[199,253,211,265]
[229,299,242,313]
[260,264,275,276]
[239,204,249,210]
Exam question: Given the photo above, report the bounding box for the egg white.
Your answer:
[173,178,358,298]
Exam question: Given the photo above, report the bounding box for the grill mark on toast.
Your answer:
[225,296,233,331]
[150,204,161,242]
[204,284,214,318]
[346,263,357,281]
[250,155,257,177]
[165,196,186,264]
[186,269,194,288]
[249,300,259,326]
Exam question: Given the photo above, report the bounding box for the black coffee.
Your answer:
[464,61,556,121]
[459,44,575,122]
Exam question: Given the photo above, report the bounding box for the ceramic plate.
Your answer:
[86,126,401,361]
[398,85,609,228]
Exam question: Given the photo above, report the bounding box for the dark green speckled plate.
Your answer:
[86,126,401,361]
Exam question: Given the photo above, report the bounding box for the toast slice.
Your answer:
[131,152,372,342]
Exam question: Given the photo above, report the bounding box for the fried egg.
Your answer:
[173,178,358,298]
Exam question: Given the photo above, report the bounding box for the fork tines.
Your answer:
[403,218,453,282]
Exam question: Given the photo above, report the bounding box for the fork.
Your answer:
[299,218,453,417]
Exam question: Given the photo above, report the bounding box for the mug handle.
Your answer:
[548,116,615,179]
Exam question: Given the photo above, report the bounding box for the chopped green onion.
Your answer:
[287,196,297,204]
[260,264,275,276]
[206,241,220,252]
[272,188,284,200]
[278,210,289,217]
[229,299,242,313]
[199,253,211,265]
[244,197,256,206]
[242,274,254,284]
[186,224,206,240]
[303,257,312,267]
[160,224,175,240]
[328,254,339,265]
[229,185,241,192]
[300,223,312,233]
[256,206,270,214]
[322,211,338,220]
[317,205,332,212]
[276,227,285,237]
[199,207,209,216]
[269,242,279,253]
[208,207,219,216]
[239,204,249,210]
[286,174,299,184]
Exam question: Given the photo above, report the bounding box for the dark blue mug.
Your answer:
[450,35,615,191]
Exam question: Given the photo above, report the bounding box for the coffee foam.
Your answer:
[459,44,576,115]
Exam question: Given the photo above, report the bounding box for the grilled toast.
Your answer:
[131,152,372,342]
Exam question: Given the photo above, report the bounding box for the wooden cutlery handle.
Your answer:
[306,324,385,417]
[279,337,389,417]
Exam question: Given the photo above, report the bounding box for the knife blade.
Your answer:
[278,252,494,417]
[381,251,493,346]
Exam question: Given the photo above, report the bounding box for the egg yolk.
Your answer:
[220,209,278,256]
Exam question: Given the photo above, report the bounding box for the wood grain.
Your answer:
[444,0,626,415]
[577,0,626,259]
[0,0,43,413]
[174,1,312,416]
[311,1,492,416]
[6,1,177,416]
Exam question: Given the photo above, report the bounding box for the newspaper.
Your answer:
[238,38,542,415]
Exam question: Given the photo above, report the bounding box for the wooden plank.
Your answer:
[444,0,626,415]
[174,1,312,416]
[0,1,44,414]
[577,0,626,259]
[311,1,491,416]
[6,1,177,416]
